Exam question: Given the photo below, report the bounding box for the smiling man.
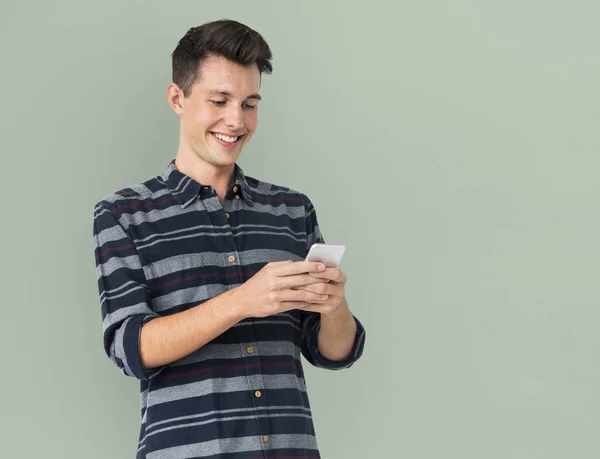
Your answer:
[92,19,366,459]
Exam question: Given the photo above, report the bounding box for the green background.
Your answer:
[1,1,599,457]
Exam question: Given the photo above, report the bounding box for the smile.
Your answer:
[212,132,241,143]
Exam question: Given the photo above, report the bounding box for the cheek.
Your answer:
[244,112,258,132]
[187,103,219,131]
[187,119,209,145]
[201,109,221,130]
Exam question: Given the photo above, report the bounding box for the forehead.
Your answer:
[194,55,261,96]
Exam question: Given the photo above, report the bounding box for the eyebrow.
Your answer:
[208,90,262,101]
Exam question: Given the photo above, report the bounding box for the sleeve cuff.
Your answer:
[304,314,366,370]
[123,315,165,381]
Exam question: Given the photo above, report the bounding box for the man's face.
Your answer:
[177,55,261,168]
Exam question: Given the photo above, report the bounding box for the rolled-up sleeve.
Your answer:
[301,312,366,370]
[300,193,366,370]
[92,202,164,381]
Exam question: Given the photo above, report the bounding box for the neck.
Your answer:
[174,152,235,200]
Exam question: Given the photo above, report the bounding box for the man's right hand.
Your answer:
[233,260,331,319]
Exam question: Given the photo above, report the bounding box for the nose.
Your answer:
[224,105,244,130]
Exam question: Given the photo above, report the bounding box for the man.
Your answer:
[92,19,365,459]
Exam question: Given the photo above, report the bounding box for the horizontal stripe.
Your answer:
[146,434,318,459]
[171,340,301,367]
[147,388,312,425]
[102,302,154,330]
[146,405,312,433]
[95,254,142,278]
[148,374,308,407]
[145,412,313,445]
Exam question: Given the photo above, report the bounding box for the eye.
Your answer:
[211,100,226,107]
[242,103,257,110]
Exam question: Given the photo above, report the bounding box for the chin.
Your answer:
[211,152,240,167]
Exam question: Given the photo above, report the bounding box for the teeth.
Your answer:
[213,133,239,143]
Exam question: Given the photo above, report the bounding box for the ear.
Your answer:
[166,83,185,116]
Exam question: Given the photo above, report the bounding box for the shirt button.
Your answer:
[262,435,269,443]
[228,255,235,263]
[235,195,241,200]
[255,390,262,398]
[246,346,253,354]
[195,194,201,199]
[225,213,230,219]
[233,185,238,193]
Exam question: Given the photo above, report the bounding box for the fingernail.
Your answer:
[321,295,328,299]
[318,264,325,271]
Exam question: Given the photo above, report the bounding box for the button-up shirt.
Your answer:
[92,160,366,459]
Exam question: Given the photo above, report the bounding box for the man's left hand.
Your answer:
[293,267,347,315]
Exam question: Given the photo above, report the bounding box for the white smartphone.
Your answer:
[305,243,346,268]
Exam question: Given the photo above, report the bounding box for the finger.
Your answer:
[279,274,329,290]
[277,288,330,303]
[267,260,295,267]
[292,283,333,295]
[275,260,326,277]
[309,268,346,283]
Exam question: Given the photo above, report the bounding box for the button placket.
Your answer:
[243,346,269,445]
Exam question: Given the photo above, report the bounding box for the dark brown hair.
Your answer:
[171,19,273,97]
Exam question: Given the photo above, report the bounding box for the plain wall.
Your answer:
[1,1,599,457]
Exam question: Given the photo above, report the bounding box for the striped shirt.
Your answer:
[92,160,366,459]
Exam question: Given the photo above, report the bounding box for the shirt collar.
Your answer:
[162,159,253,208]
